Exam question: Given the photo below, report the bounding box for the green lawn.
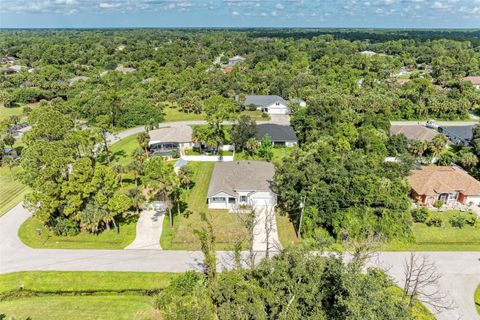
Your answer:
[276,212,300,248]
[475,284,480,315]
[241,110,269,121]
[163,107,205,122]
[18,216,137,249]
[0,103,39,122]
[161,162,248,250]
[387,210,480,251]
[110,133,140,166]
[0,271,176,320]
[0,167,29,217]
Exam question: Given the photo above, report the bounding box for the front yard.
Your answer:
[0,167,29,217]
[387,210,480,251]
[18,216,137,249]
[161,162,248,250]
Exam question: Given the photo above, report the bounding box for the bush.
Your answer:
[433,200,443,209]
[51,216,79,236]
[154,271,205,310]
[247,104,257,111]
[449,213,477,228]
[171,149,180,159]
[425,217,443,227]
[449,214,467,228]
[261,112,269,118]
[411,207,430,223]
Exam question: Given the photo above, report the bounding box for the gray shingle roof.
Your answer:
[439,125,476,145]
[207,161,275,197]
[148,126,193,144]
[243,95,288,107]
[257,124,298,142]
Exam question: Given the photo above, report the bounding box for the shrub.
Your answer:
[261,112,269,118]
[247,104,257,111]
[433,200,443,209]
[411,207,430,223]
[51,216,79,236]
[425,217,443,227]
[171,149,180,159]
[449,214,467,228]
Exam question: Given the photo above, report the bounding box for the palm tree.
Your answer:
[137,131,150,158]
[128,187,145,214]
[246,137,259,157]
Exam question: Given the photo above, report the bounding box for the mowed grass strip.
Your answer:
[0,167,29,217]
[0,271,176,295]
[475,284,480,315]
[18,216,137,249]
[161,162,248,250]
[0,271,176,320]
[0,295,155,320]
[163,107,205,122]
[110,133,140,166]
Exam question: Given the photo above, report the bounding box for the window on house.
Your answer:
[448,192,458,201]
[240,196,247,202]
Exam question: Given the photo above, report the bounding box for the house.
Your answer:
[148,125,193,156]
[390,125,440,142]
[1,56,16,64]
[359,50,377,57]
[243,95,290,115]
[207,161,277,211]
[115,66,136,74]
[408,166,480,206]
[227,55,246,66]
[464,76,480,90]
[3,65,24,74]
[257,124,298,147]
[438,125,476,146]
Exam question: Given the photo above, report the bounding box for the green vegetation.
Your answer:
[0,103,38,122]
[163,107,205,122]
[111,133,140,165]
[387,210,480,251]
[0,271,176,320]
[0,167,29,217]
[18,216,136,249]
[475,284,480,315]
[160,162,247,250]
[156,248,431,319]
[276,212,300,248]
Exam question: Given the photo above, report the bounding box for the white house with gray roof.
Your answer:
[243,95,290,115]
[207,161,277,211]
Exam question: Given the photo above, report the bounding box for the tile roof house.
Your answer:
[408,166,480,206]
[227,55,246,66]
[257,124,298,147]
[390,125,440,142]
[438,125,476,146]
[464,76,480,89]
[148,125,193,156]
[243,95,290,115]
[207,161,277,211]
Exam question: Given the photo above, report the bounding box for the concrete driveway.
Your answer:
[252,205,281,252]
[0,204,479,319]
[125,209,164,250]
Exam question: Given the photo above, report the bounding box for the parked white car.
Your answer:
[426,120,439,129]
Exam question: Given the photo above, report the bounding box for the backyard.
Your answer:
[161,162,248,250]
[110,133,140,165]
[0,271,176,320]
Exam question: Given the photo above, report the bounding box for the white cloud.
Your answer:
[99,2,121,9]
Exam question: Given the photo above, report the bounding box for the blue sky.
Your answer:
[1,0,479,28]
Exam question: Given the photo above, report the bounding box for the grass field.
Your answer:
[0,271,176,320]
[475,284,480,315]
[276,212,300,248]
[0,103,39,122]
[0,167,29,217]
[18,216,137,249]
[161,162,248,250]
[111,133,140,165]
[387,210,480,251]
[241,110,269,121]
[163,107,205,122]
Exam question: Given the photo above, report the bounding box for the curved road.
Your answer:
[1,118,479,320]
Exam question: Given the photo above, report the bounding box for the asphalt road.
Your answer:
[1,204,479,320]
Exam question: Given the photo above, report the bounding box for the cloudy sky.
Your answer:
[0,0,479,28]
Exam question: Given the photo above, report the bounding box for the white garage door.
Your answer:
[250,192,276,207]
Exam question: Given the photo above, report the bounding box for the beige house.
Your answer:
[408,166,480,206]
[148,125,193,156]
[390,125,439,142]
[207,161,277,211]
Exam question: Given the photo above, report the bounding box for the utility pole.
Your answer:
[298,195,306,239]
